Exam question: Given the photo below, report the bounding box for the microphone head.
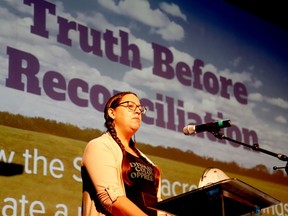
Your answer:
[183,125,196,135]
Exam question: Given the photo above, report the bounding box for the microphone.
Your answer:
[273,166,285,171]
[183,119,231,135]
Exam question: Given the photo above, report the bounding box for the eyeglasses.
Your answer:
[117,101,147,114]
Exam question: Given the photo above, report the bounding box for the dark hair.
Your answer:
[104,91,160,191]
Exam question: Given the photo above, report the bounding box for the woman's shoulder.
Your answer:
[89,132,111,143]
[87,132,118,150]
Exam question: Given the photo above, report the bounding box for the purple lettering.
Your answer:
[141,98,154,125]
[192,59,204,90]
[119,30,141,69]
[78,24,103,56]
[90,85,111,112]
[176,62,191,86]
[176,100,185,132]
[6,47,41,95]
[242,128,258,151]
[220,76,232,99]
[57,17,77,46]
[155,94,165,128]
[226,125,243,148]
[152,43,174,79]
[103,30,118,62]
[203,71,219,95]
[24,0,56,38]
[234,82,248,105]
[166,96,176,130]
[68,78,89,107]
[43,71,66,100]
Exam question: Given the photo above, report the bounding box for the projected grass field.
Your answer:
[0,125,286,215]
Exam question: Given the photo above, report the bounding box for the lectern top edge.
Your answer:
[149,178,280,216]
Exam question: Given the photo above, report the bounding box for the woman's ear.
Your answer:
[107,108,115,120]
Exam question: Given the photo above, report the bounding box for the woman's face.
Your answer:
[111,94,143,136]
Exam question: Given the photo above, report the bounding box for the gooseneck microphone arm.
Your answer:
[210,130,288,175]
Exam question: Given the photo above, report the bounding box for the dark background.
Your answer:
[226,0,287,30]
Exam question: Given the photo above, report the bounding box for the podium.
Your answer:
[149,178,280,216]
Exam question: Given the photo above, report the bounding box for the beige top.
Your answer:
[81,132,165,216]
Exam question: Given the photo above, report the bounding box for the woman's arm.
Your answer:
[82,137,147,215]
[111,196,148,216]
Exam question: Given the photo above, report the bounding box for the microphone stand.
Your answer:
[209,130,288,175]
